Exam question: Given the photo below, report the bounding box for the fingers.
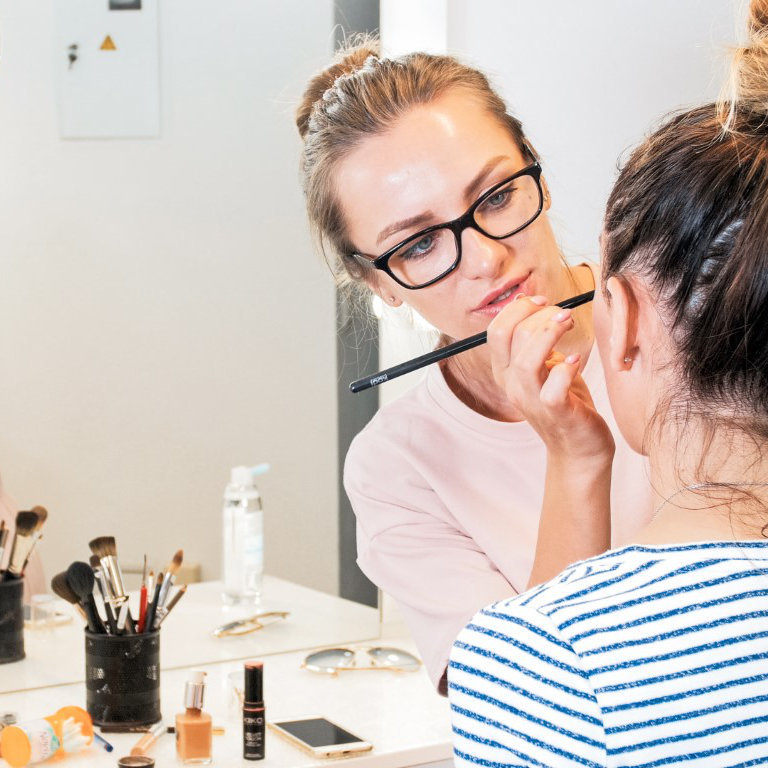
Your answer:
[489,296,576,384]
[539,354,581,411]
[486,294,548,370]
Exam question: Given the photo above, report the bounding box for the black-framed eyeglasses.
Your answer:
[353,162,544,290]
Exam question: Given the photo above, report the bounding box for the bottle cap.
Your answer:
[244,661,263,704]
[183,669,206,709]
[230,466,254,487]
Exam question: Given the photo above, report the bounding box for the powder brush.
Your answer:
[5,510,40,579]
[66,561,106,634]
[50,571,88,622]
[88,536,128,604]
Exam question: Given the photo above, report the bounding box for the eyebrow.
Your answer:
[375,155,510,248]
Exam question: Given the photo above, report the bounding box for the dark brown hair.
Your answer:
[296,36,529,292]
[602,0,768,441]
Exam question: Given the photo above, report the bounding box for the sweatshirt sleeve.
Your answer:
[448,601,607,767]
[345,430,519,690]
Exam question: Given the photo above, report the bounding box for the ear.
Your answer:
[604,276,639,372]
[371,282,403,308]
[541,177,552,211]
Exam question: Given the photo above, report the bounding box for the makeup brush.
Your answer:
[90,554,118,635]
[156,584,187,627]
[5,510,40,579]
[157,549,183,609]
[50,571,88,622]
[66,561,106,634]
[138,556,148,633]
[20,505,49,576]
[350,290,595,392]
[88,536,127,604]
[144,572,163,633]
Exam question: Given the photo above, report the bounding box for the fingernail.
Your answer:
[554,309,572,322]
[528,295,547,306]
[513,292,527,302]
[565,353,580,365]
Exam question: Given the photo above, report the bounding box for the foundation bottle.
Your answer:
[175,669,212,765]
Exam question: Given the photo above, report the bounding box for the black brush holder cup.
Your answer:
[85,630,161,726]
[0,578,25,664]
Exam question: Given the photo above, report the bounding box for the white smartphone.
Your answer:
[269,716,373,758]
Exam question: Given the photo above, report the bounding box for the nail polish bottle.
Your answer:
[175,670,212,765]
[243,661,265,760]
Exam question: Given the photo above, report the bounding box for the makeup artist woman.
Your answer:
[296,42,652,690]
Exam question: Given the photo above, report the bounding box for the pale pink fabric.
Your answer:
[0,476,46,599]
[345,342,653,689]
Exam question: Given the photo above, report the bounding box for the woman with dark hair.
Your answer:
[449,2,768,764]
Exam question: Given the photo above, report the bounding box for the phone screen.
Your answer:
[274,718,365,748]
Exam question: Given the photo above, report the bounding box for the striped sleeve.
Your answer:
[448,603,607,768]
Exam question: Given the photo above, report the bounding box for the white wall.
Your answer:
[378,0,740,407]
[0,1,341,593]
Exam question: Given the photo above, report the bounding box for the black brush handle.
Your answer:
[83,595,107,634]
[103,601,118,634]
[144,579,163,633]
[350,290,595,392]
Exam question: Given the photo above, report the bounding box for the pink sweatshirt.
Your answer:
[344,343,653,689]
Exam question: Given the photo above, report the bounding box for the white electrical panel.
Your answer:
[55,0,160,139]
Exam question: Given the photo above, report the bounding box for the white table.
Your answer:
[0,579,454,768]
[2,577,380,693]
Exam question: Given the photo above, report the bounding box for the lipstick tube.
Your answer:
[243,661,265,761]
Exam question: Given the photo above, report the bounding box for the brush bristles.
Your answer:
[89,554,101,570]
[51,571,80,604]
[88,536,116,559]
[31,505,48,529]
[66,561,96,600]
[167,549,184,574]
[14,510,39,536]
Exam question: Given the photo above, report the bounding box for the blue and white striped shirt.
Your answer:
[449,541,768,767]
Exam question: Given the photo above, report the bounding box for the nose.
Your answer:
[458,227,509,280]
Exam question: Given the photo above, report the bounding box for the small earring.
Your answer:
[623,356,633,364]
[388,296,397,304]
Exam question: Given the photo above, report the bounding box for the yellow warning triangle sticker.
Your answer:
[100,35,117,51]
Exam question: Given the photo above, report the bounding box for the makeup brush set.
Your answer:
[0,507,48,581]
[50,537,187,635]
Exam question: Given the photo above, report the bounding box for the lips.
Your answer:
[473,274,531,316]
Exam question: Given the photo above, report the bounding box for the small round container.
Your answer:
[117,756,155,767]
[0,578,25,664]
[85,630,161,727]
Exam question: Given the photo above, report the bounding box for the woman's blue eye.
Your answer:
[402,234,434,260]
[485,188,512,208]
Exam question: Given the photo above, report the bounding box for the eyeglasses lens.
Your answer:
[388,173,541,288]
[304,648,356,674]
[367,647,421,670]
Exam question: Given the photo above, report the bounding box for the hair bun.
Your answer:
[723,0,768,123]
[296,36,380,140]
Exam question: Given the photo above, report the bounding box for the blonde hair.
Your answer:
[296,36,530,295]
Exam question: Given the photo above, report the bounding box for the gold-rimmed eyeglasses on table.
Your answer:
[211,610,289,637]
[301,646,422,676]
